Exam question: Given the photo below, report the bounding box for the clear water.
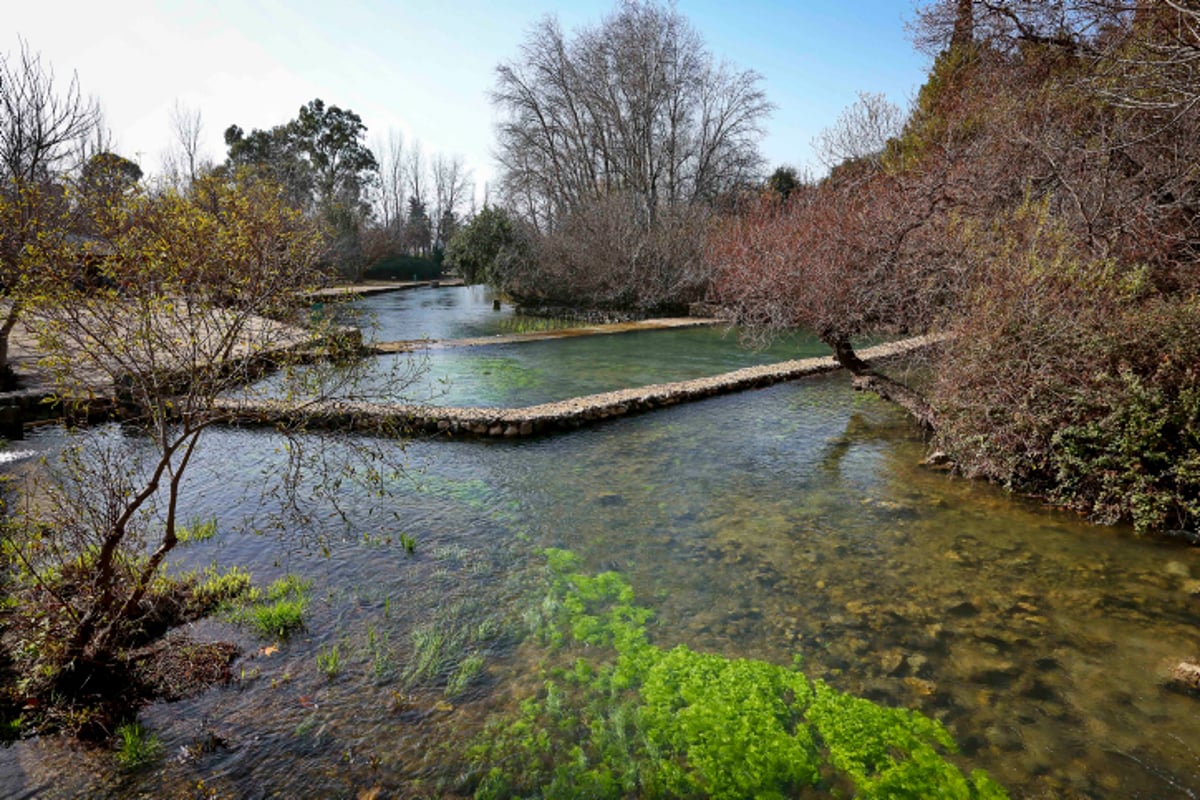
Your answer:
[3,293,1200,798]
[363,326,827,407]
[332,284,578,343]
[292,286,830,407]
[4,377,1199,798]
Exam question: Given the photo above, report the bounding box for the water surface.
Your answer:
[334,285,577,343]
[4,375,1199,798]
[375,326,826,407]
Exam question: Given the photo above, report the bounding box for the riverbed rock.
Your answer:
[879,649,907,676]
[1166,659,1200,695]
[904,676,937,696]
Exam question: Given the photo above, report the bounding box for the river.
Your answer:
[2,286,1198,798]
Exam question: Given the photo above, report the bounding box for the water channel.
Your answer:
[2,286,1199,798]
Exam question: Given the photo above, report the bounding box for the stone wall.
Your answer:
[214,335,942,440]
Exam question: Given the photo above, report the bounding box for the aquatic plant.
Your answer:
[316,644,342,680]
[446,655,486,698]
[470,549,1007,799]
[192,565,253,609]
[366,626,395,681]
[403,624,457,688]
[114,722,163,771]
[177,517,218,545]
[230,575,312,639]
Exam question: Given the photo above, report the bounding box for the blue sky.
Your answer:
[7,1,930,197]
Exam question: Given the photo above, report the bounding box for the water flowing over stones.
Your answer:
[215,335,942,438]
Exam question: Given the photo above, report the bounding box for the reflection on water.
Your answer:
[382,326,825,407]
[335,284,578,343]
[4,374,1200,797]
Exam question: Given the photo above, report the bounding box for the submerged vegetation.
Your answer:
[232,575,313,640]
[470,549,1006,799]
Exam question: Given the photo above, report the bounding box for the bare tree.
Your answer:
[0,40,100,184]
[813,91,906,170]
[406,141,426,213]
[373,128,408,234]
[493,1,771,228]
[431,153,472,249]
[165,100,205,186]
[0,42,101,382]
[909,0,1134,55]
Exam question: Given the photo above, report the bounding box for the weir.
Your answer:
[214,335,940,439]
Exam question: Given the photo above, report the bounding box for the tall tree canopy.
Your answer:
[493,0,771,232]
[224,99,378,215]
[225,99,379,276]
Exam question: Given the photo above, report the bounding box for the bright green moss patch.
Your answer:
[470,549,1006,799]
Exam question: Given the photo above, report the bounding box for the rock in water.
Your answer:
[1166,659,1200,695]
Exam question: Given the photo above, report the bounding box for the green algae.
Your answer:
[470,549,1007,799]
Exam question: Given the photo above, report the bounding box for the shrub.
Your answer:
[934,201,1200,536]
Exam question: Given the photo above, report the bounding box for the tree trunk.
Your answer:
[0,306,20,379]
[831,336,937,432]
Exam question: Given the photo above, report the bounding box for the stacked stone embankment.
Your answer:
[214,335,941,439]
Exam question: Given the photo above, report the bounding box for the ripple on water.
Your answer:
[3,371,1199,798]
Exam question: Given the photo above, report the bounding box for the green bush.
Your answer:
[934,202,1200,538]
[1052,361,1200,535]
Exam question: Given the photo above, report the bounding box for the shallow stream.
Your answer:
[2,287,1198,798]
